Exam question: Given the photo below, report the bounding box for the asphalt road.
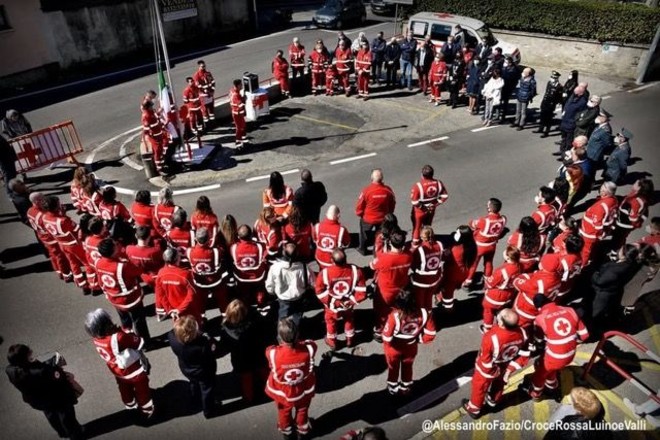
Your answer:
[2,18,660,440]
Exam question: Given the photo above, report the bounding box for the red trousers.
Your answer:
[357,72,370,96]
[145,135,167,171]
[580,237,597,267]
[412,284,437,311]
[188,107,204,130]
[274,394,313,436]
[336,72,350,93]
[466,246,496,282]
[235,281,267,308]
[199,284,229,315]
[311,72,325,91]
[239,368,268,403]
[438,270,466,310]
[60,243,90,289]
[417,68,430,93]
[43,241,71,279]
[411,207,435,243]
[384,342,418,390]
[232,114,247,143]
[466,367,506,414]
[324,309,356,340]
[482,290,514,329]
[275,75,289,94]
[373,292,395,334]
[431,82,444,101]
[116,372,153,415]
[530,356,567,398]
[519,259,539,274]
[200,94,215,119]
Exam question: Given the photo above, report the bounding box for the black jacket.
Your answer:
[574,105,599,137]
[168,331,218,380]
[541,80,564,110]
[293,180,328,224]
[220,312,274,373]
[6,357,77,411]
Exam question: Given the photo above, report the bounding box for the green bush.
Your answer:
[413,0,660,44]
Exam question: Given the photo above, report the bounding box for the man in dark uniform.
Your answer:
[6,344,85,439]
[293,169,328,224]
[536,71,563,138]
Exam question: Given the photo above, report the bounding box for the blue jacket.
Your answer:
[604,143,631,184]
[560,94,587,131]
[586,123,613,163]
[516,76,537,103]
[466,62,482,95]
[400,38,417,62]
[371,37,386,62]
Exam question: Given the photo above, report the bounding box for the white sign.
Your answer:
[386,0,414,4]
[159,0,198,22]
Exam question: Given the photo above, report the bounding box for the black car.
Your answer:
[371,0,396,16]
[313,0,367,29]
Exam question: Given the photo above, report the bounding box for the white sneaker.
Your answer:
[623,398,642,418]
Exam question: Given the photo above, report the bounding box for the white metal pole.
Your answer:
[253,0,259,31]
[394,3,399,36]
[153,0,177,106]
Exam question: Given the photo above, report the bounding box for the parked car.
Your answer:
[407,12,521,63]
[371,0,396,16]
[313,0,367,29]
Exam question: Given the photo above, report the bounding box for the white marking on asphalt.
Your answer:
[407,136,449,148]
[119,132,144,171]
[601,95,611,100]
[628,83,657,93]
[84,126,142,166]
[245,168,300,183]
[109,186,139,196]
[396,368,474,417]
[471,125,502,133]
[345,23,388,35]
[172,184,221,195]
[329,152,377,165]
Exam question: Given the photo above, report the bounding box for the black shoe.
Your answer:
[83,288,92,296]
[510,123,518,128]
[516,126,523,131]
[540,133,548,138]
[462,399,480,419]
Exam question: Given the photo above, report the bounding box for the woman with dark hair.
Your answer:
[382,290,436,396]
[283,206,314,263]
[481,245,521,333]
[254,206,282,259]
[508,216,545,273]
[191,195,219,248]
[438,225,478,310]
[374,213,401,257]
[466,57,483,115]
[551,215,579,254]
[551,177,570,218]
[220,214,238,249]
[80,175,102,217]
[262,171,294,220]
[220,299,272,404]
[99,186,131,223]
[84,308,154,418]
[131,190,155,229]
[167,315,220,418]
[166,209,193,261]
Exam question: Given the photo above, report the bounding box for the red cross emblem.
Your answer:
[425,185,438,197]
[45,223,58,236]
[553,317,572,337]
[434,13,453,19]
[253,95,268,110]
[90,250,101,263]
[17,142,42,166]
[160,218,172,230]
[401,322,420,335]
[332,281,350,296]
[426,256,441,271]
[284,368,304,384]
[501,345,520,362]
[195,262,211,273]
[320,236,335,249]
[489,223,503,235]
[101,274,117,289]
[240,256,256,267]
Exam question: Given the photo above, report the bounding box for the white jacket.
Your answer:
[265,259,315,301]
[482,77,504,105]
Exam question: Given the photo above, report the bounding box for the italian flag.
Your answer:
[157,64,181,140]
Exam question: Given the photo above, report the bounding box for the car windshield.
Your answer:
[324,0,342,9]
[476,26,498,45]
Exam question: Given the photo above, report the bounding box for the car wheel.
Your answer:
[336,20,343,29]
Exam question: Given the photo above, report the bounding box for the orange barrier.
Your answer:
[582,330,660,404]
[10,121,83,173]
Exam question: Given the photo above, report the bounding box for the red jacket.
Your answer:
[229,87,245,116]
[125,243,163,284]
[193,69,215,96]
[190,212,219,247]
[475,325,528,379]
[99,201,131,223]
[80,191,102,217]
[355,182,396,224]
[410,177,449,213]
[254,219,282,258]
[579,195,618,241]
[315,264,367,312]
[283,222,315,262]
[355,49,371,73]
[313,218,350,268]
[153,203,180,236]
[182,84,201,110]
[513,269,561,324]
[265,341,317,403]
[230,239,268,283]
[93,330,145,379]
[289,43,306,68]
[70,183,84,212]
[410,240,444,288]
[531,203,557,234]
[272,56,290,79]
[483,261,521,308]
[141,108,164,138]
[334,47,352,73]
[155,264,200,320]
[187,243,228,289]
[27,206,56,244]
[166,224,193,255]
[535,303,588,364]
[616,191,648,230]
[430,61,448,84]
[42,212,81,246]
[507,231,547,272]
[370,250,412,304]
[382,308,436,346]
[130,202,155,229]
[95,256,144,310]
[83,233,106,268]
[263,186,294,217]
[470,212,506,249]
[310,50,329,74]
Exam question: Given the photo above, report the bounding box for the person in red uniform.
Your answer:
[153,187,181,238]
[96,239,151,340]
[81,216,106,294]
[481,245,521,333]
[612,178,654,250]
[79,178,103,217]
[313,205,350,268]
[41,196,92,294]
[272,50,291,98]
[355,169,396,256]
[315,248,367,349]
[531,186,558,237]
[254,206,283,259]
[554,234,584,300]
[551,215,579,254]
[84,308,154,417]
[141,100,168,173]
[463,309,529,418]
[508,216,546,273]
[131,190,156,231]
[99,186,132,224]
[187,227,230,315]
[466,197,507,287]
[190,195,219,248]
[429,53,448,106]
[333,39,353,96]
[438,225,477,310]
[265,318,317,438]
[263,171,294,220]
[579,182,618,266]
[289,37,306,82]
[166,209,193,262]
[309,42,329,95]
[155,248,202,324]
[523,302,588,400]
[512,254,563,330]
[230,225,270,313]
[355,41,372,100]
[27,192,71,281]
[183,76,204,133]
[283,206,315,263]
[410,164,449,246]
[635,217,660,254]
[229,78,248,149]
[70,167,88,214]
[410,226,444,311]
[192,60,216,122]
[125,226,164,287]
[383,289,436,395]
[325,64,338,96]
[369,230,412,341]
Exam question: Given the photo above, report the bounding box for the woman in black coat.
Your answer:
[219,299,274,404]
[168,315,220,418]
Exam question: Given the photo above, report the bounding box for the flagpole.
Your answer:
[153,0,177,107]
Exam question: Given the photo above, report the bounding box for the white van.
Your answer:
[407,12,521,63]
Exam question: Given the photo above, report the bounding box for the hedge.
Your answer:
[413,0,660,44]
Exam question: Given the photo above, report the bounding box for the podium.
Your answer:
[245,88,270,122]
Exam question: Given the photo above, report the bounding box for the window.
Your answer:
[0,5,11,31]
[465,30,479,48]
[410,21,428,39]
[430,23,452,42]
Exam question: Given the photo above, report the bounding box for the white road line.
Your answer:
[329,152,377,165]
[471,125,502,133]
[172,184,221,195]
[628,83,657,93]
[109,186,139,196]
[245,168,300,183]
[601,95,611,100]
[119,132,145,171]
[397,368,474,417]
[345,23,388,35]
[407,136,449,148]
[84,126,142,166]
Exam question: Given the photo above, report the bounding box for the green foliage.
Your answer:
[413,0,660,44]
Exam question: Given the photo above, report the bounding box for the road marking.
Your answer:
[628,83,658,93]
[84,125,142,166]
[398,369,472,416]
[580,368,648,424]
[245,168,300,183]
[601,95,611,100]
[119,132,144,171]
[420,105,449,124]
[473,414,489,440]
[533,400,550,439]
[171,184,221,195]
[292,114,359,131]
[329,152,376,165]
[504,399,521,440]
[407,136,449,148]
[471,125,502,133]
